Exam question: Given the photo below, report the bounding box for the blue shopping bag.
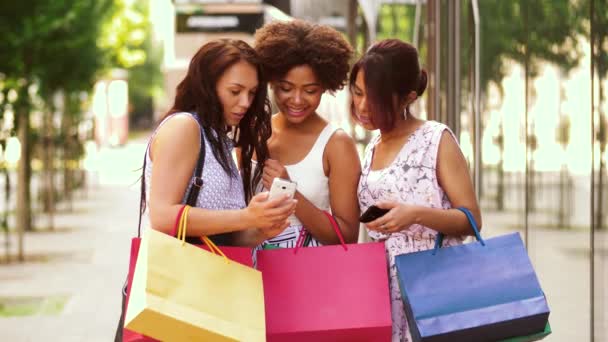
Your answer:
[395,208,550,342]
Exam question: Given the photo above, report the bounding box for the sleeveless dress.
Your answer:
[255,123,339,249]
[144,112,246,228]
[357,121,464,342]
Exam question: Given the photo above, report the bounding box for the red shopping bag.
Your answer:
[256,212,392,342]
[121,206,254,341]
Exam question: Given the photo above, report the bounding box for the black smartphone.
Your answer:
[359,205,390,223]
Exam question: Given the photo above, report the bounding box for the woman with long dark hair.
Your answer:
[351,39,482,341]
[147,39,296,245]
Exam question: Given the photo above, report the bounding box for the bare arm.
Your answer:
[367,131,481,236]
[263,131,361,244]
[433,130,482,234]
[148,114,294,237]
[296,131,361,244]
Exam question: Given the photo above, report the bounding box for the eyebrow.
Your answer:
[278,80,321,87]
[229,83,257,90]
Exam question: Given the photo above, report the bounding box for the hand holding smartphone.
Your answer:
[359,205,390,223]
[268,178,297,201]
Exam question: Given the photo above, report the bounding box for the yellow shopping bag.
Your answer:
[125,206,266,341]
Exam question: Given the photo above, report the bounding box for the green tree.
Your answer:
[99,0,148,70]
[126,0,163,129]
[473,0,583,95]
[0,0,113,260]
[459,0,585,211]
[37,0,113,225]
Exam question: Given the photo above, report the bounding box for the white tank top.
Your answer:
[253,123,338,239]
[285,123,337,226]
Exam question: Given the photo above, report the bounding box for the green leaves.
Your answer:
[99,0,149,69]
[479,0,584,91]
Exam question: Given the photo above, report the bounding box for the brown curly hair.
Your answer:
[254,19,353,92]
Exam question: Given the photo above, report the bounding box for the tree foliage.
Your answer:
[471,0,584,94]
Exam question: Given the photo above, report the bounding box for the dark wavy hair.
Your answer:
[349,39,428,131]
[162,39,272,201]
[254,19,353,92]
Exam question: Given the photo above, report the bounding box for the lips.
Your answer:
[286,107,307,117]
[358,115,371,124]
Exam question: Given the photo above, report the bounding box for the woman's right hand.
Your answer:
[245,192,296,231]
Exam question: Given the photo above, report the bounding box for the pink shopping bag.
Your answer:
[256,212,392,342]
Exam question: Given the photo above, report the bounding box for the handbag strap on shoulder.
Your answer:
[137,115,206,238]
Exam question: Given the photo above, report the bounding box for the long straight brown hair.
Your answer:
[162,39,272,201]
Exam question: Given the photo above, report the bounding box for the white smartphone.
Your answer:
[268,178,297,201]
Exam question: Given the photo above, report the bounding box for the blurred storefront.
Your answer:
[92,69,130,147]
[154,0,292,118]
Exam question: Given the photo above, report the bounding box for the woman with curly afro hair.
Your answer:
[252,19,361,249]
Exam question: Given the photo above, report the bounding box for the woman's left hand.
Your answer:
[262,159,290,190]
[366,201,418,233]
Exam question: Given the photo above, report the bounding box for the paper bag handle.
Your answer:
[176,205,191,244]
[176,205,228,261]
[294,211,348,254]
[170,205,187,237]
[433,207,485,254]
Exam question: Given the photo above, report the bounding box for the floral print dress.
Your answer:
[358,120,464,342]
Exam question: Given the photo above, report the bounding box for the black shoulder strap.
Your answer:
[185,126,206,206]
[183,123,233,245]
[136,117,206,238]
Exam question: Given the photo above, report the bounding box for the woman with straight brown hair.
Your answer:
[116,39,296,341]
[145,39,296,245]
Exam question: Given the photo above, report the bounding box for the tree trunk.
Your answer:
[599,158,605,230]
[597,81,605,230]
[16,105,32,261]
[361,12,369,51]
[1,139,10,263]
[346,0,358,48]
[496,125,505,211]
[497,151,504,211]
[42,103,55,230]
[3,164,9,262]
[62,98,73,212]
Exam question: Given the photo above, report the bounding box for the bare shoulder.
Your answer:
[328,129,357,150]
[437,129,463,157]
[326,129,360,164]
[151,113,200,159]
[437,129,468,172]
[156,113,199,138]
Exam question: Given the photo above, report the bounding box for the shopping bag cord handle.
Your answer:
[433,207,485,254]
[293,211,348,254]
[177,205,191,244]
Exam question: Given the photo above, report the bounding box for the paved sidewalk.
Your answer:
[0,141,146,342]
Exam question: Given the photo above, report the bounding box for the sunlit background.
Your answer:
[0,0,606,341]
